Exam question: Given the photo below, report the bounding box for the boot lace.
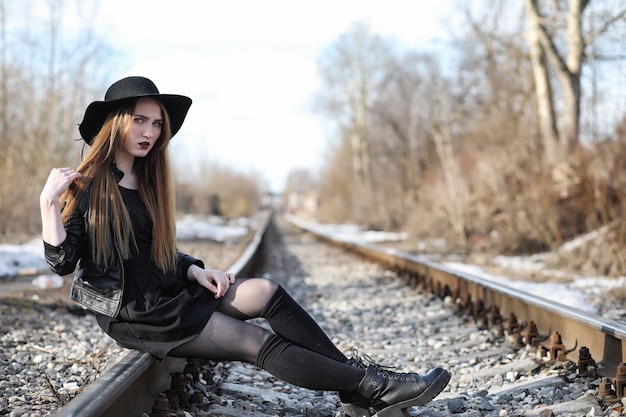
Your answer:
[350,349,414,381]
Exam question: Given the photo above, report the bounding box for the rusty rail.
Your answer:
[285,214,626,377]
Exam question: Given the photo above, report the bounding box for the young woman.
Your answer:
[40,76,450,417]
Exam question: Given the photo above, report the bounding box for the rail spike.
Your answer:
[577,346,597,378]
[543,331,577,362]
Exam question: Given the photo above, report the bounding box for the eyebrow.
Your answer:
[134,113,163,122]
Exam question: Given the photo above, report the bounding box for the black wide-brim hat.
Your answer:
[79,76,192,145]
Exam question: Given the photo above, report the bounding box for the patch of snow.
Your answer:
[285,215,408,243]
[442,261,598,314]
[176,215,249,242]
[0,238,49,277]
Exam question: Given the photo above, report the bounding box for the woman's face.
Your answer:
[120,97,163,159]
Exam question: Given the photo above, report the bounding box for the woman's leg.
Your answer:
[168,310,364,392]
[216,277,348,362]
[168,310,269,362]
[169,278,450,416]
[168,312,450,414]
[215,277,370,415]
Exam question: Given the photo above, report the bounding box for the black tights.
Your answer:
[168,278,364,392]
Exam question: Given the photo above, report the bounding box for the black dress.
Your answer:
[96,186,219,359]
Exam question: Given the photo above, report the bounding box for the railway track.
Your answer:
[286,215,626,370]
[7,212,626,416]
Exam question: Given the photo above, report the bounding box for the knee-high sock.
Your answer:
[261,285,347,362]
[256,334,363,391]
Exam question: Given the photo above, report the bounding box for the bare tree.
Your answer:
[314,21,393,224]
[371,53,438,211]
[524,0,626,163]
[0,0,117,239]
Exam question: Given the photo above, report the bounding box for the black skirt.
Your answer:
[96,187,219,359]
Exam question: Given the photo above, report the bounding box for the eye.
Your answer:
[134,116,145,124]
[154,120,163,127]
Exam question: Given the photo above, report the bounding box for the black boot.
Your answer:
[357,364,450,417]
[339,355,371,417]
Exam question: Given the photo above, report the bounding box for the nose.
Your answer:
[143,125,155,139]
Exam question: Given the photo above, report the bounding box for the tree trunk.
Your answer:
[560,0,586,153]
[525,0,560,165]
[352,93,372,190]
[524,0,588,158]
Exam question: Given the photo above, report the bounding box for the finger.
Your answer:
[206,282,219,296]
[200,277,218,295]
[221,274,233,294]
[216,278,230,298]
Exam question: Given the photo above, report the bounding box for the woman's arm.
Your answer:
[41,167,86,276]
[40,167,81,245]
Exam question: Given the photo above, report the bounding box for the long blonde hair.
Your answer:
[61,99,177,273]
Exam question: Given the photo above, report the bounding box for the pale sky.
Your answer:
[76,1,461,192]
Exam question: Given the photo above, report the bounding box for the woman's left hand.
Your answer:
[189,266,236,298]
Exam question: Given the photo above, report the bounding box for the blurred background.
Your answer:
[1,0,625,278]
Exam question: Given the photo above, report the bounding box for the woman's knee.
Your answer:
[219,277,280,318]
[236,276,279,301]
[253,277,280,301]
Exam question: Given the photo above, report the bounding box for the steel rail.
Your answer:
[285,215,626,377]
[55,210,273,417]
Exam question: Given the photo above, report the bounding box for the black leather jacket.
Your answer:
[44,184,203,317]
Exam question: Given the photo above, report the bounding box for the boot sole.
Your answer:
[341,401,372,417]
[373,369,451,417]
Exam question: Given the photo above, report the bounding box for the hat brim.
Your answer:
[79,93,192,145]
